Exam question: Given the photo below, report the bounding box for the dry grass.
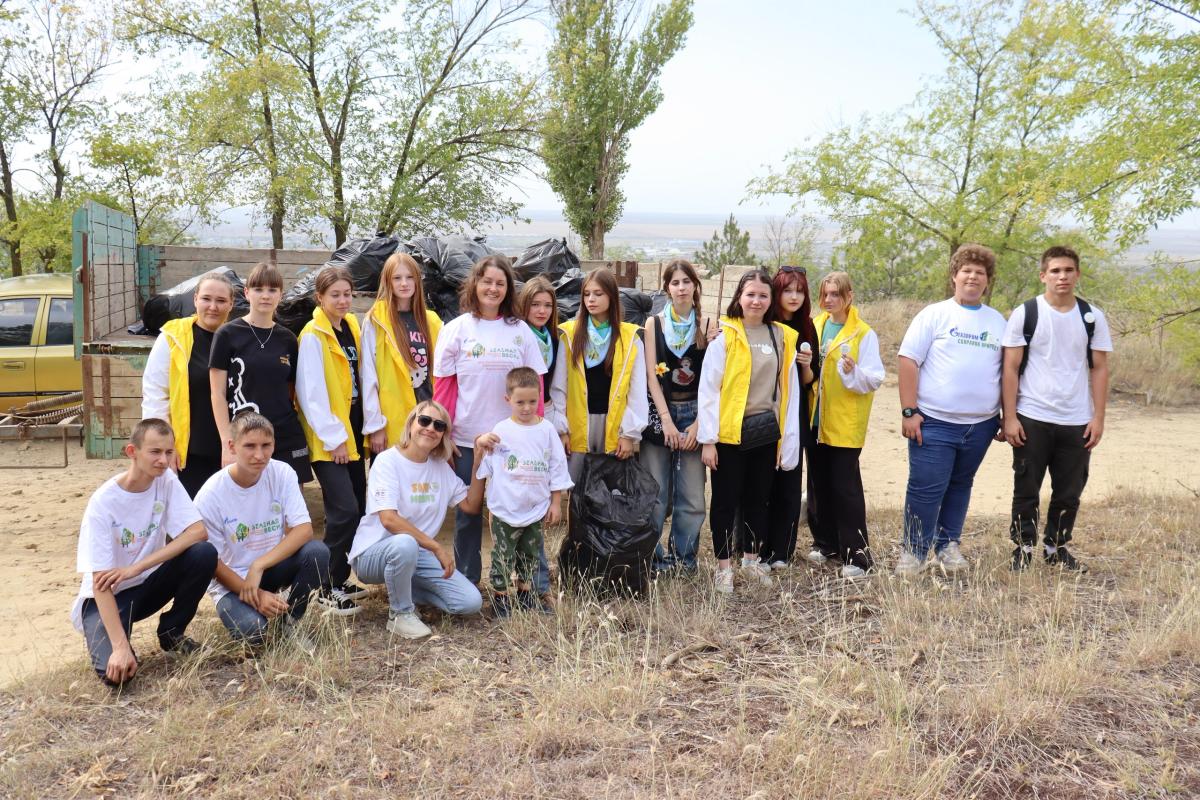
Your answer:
[859,299,1200,406]
[2,492,1198,798]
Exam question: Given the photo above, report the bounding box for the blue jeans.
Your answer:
[903,414,1000,560]
[215,540,330,646]
[638,400,705,571]
[454,445,550,592]
[353,533,483,616]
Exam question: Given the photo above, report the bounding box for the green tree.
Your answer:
[543,0,692,258]
[694,213,756,276]
[762,213,821,270]
[751,0,1158,305]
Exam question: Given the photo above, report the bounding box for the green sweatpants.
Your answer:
[490,516,544,593]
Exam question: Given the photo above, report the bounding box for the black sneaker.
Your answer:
[517,590,553,614]
[1045,547,1088,572]
[160,635,201,656]
[493,594,514,619]
[315,587,364,616]
[1011,547,1032,572]
[333,582,370,602]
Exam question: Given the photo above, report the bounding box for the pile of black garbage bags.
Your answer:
[134,235,666,336]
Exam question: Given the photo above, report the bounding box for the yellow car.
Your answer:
[0,273,78,413]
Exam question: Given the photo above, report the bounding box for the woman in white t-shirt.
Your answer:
[348,400,489,639]
[895,244,1007,576]
[194,412,330,647]
[432,255,546,586]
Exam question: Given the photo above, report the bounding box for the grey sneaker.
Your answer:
[386,611,432,639]
[841,564,868,580]
[741,558,773,587]
[936,542,969,573]
[805,549,829,565]
[894,549,924,577]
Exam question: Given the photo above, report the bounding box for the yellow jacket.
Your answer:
[161,316,197,468]
[363,301,442,448]
[297,308,362,462]
[555,320,647,454]
[810,306,882,448]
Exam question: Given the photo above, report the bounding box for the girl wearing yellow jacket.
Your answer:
[550,267,648,481]
[361,252,442,452]
[697,269,801,595]
[297,266,366,615]
[807,271,885,578]
[141,271,235,496]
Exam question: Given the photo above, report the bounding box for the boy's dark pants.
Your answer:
[1009,413,1091,548]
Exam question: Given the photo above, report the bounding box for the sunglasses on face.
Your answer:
[416,415,448,432]
[779,265,807,275]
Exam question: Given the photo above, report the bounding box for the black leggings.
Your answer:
[709,442,777,561]
[809,442,873,569]
[311,458,367,587]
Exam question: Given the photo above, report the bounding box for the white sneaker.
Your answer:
[741,558,773,587]
[713,567,734,594]
[386,611,433,639]
[894,550,924,577]
[841,564,868,580]
[936,542,969,573]
[769,560,789,571]
[805,549,828,565]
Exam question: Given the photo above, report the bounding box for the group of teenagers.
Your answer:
[71,242,1111,687]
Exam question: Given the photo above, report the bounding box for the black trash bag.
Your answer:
[408,234,500,321]
[558,454,660,596]
[325,233,406,293]
[646,290,668,318]
[552,267,584,320]
[512,237,580,282]
[139,267,248,334]
[274,273,319,335]
[618,287,655,327]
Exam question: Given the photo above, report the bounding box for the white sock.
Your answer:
[1045,544,1057,556]
[741,555,759,567]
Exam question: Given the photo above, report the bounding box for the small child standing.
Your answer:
[476,367,573,616]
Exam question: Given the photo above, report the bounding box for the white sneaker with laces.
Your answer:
[894,550,924,577]
[741,558,773,587]
[841,564,867,580]
[805,549,828,565]
[386,611,433,639]
[769,560,789,571]
[936,542,969,573]
[713,567,734,595]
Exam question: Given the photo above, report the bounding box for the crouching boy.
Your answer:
[71,418,217,687]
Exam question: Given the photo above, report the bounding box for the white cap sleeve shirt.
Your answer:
[432,316,547,448]
[193,460,312,601]
[1001,297,1113,426]
[71,471,203,632]
[897,299,1008,425]
[347,448,468,563]
[476,418,574,528]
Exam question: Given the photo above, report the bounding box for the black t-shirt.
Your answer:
[334,321,364,437]
[187,323,220,458]
[399,311,433,403]
[209,318,306,451]
[585,363,611,415]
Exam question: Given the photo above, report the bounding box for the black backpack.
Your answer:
[1018,297,1096,376]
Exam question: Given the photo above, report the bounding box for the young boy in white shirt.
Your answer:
[1002,245,1112,572]
[194,412,330,647]
[476,367,573,616]
[72,418,217,687]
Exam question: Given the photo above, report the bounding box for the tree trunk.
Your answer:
[331,142,347,246]
[588,219,605,259]
[252,0,285,250]
[0,143,21,277]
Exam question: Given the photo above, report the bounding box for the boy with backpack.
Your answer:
[1001,246,1112,572]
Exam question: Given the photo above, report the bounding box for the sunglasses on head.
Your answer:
[779,265,807,275]
[416,414,448,432]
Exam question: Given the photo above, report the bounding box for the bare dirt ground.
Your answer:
[1,390,1196,687]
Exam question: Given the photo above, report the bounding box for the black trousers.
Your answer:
[1010,413,1091,548]
[311,458,367,587]
[178,453,222,498]
[762,456,804,564]
[709,442,777,561]
[809,442,873,569]
[80,541,218,685]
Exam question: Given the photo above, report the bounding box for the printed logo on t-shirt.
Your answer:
[410,481,438,504]
[513,335,524,346]
[270,501,282,514]
[227,515,282,542]
[948,327,1000,352]
[468,342,486,359]
[227,357,261,417]
[672,356,697,387]
[279,354,291,367]
[463,337,521,366]
[114,517,158,549]
[505,453,519,472]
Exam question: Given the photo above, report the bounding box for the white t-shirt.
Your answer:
[1001,296,1113,426]
[433,315,547,447]
[476,418,573,527]
[194,460,312,601]
[898,299,1007,424]
[71,470,203,632]
[348,448,468,563]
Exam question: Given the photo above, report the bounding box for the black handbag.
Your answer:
[739,324,781,451]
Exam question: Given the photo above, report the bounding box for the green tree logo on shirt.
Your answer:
[234,522,250,542]
[120,528,135,547]
[469,343,486,358]
[506,454,519,472]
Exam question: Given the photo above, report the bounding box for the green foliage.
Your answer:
[694,213,756,276]
[762,213,821,270]
[543,0,693,258]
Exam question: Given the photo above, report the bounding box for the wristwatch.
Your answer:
[902,407,919,418]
